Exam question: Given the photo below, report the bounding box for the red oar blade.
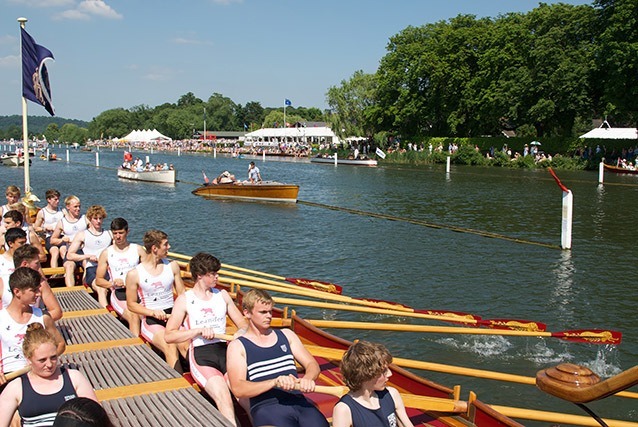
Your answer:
[480,319,547,332]
[552,329,622,345]
[414,309,481,323]
[285,277,343,295]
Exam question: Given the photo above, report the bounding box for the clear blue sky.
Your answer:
[0,0,591,122]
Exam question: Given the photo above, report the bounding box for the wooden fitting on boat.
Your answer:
[536,363,600,403]
[537,363,638,404]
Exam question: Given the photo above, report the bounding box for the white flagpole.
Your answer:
[283,100,286,129]
[18,17,32,198]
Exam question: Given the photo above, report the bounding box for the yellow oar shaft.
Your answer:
[493,405,638,427]
[169,251,287,281]
[271,295,478,325]
[218,275,413,313]
[305,319,553,339]
[5,366,31,381]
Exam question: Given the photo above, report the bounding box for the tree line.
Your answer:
[0,0,634,147]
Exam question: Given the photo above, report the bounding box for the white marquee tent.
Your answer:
[243,126,341,147]
[579,122,637,139]
[120,129,172,143]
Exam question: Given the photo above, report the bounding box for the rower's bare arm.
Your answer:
[69,369,99,401]
[331,402,353,427]
[44,313,66,356]
[40,279,63,321]
[50,221,65,246]
[30,229,47,262]
[95,250,111,289]
[65,232,85,261]
[284,328,320,382]
[34,209,45,232]
[0,380,21,427]
[164,295,195,344]
[171,261,185,295]
[388,386,414,427]
[222,290,248,332]
[125,270,146,317]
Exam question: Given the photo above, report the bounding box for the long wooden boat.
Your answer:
[603,163,638,175]
[117,167,176,184]
[192,181,299,203]
[41,258,638,427]
[311,155,378,166]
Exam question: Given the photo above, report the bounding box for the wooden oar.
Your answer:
[169,251,343,294]
[295,319,622,345]
[303,384,467,413]
[173,251,547,331]
[305,345,638,401]
[267,294,546,331]
[4,366,31,381]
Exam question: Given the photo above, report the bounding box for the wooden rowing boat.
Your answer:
[192,181,299,203]
[310,155,378,166]
[602,163,638,175]
[117,167,177,184]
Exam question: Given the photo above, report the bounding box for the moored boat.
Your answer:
[311,154,378,166]
[117,167,176,184]
[192,181,299,203]
[602,163,638,175]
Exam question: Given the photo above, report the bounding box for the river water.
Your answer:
[1,148,636,424]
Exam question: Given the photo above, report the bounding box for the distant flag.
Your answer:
[243,123,248,130]
[285,99,292,106]
[21,27,55,116]
[376,147,386,159]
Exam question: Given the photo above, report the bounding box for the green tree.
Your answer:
[594,0,638,124]
[88,108,134,139]
[177,92,202,107]
[59,123,88,144]
[326,70,377,138]
[240,101,265,131]
[204,93,239,131]
[44,123,60,143]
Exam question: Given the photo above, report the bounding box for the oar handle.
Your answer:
[4,366,31,382]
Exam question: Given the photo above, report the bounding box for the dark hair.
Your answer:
[45,189,61,200]
[110,217,128,232]
[13,244,40,266]
[5,227,27,245]
[3,209,23,224]
[53,397,113,427]
[9,266,41,293]
[189,252,221,281]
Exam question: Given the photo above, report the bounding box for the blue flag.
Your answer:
[285,99,292,106]
[21,28,55,116]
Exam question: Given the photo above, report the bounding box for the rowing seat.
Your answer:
[56,313,133,345]
[61,344,181,390]
[101,387,233,427]
[54,288,103,312]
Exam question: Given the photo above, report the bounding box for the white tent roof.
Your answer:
[122,129,172,142]
[244,126,340,147]
[580,124,637,139]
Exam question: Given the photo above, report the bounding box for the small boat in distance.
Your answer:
[602,163,638,175]
[192,181,299,203]
[0,152,32,166]
[117,167,176,184]
[310,154,378,167]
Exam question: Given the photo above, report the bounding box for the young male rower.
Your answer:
[226,289,328,427]
[0,267,65,386]
[33,189,64,269]
[126,230,185,371]
[67,205,112,305]
[50,195,88,288]
[0,210,46,263]
[165,252,248,426]
[0,228,26,277]
[95,218,145,336]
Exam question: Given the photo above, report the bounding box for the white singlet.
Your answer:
[41,207,64,237]
[82,230,112,268]
[184,288,227,347]
[135,260,175,311]
[60,215,87,244]
[0,273,11,309]
[0,307,45,373]
[106,243,141,283]
[0,254,15,278]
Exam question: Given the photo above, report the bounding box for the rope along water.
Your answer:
[298,200,561,250]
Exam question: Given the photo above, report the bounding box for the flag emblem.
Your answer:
[21,28,55,116]
[285,99,292,106]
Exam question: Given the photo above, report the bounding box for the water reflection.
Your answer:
[549,250,576,321]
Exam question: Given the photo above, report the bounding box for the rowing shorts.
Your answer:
[251,393,329,427]
[189,342,227,388]
[141,307,172,342]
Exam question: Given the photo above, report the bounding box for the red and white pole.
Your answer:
[549,168,572,250]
